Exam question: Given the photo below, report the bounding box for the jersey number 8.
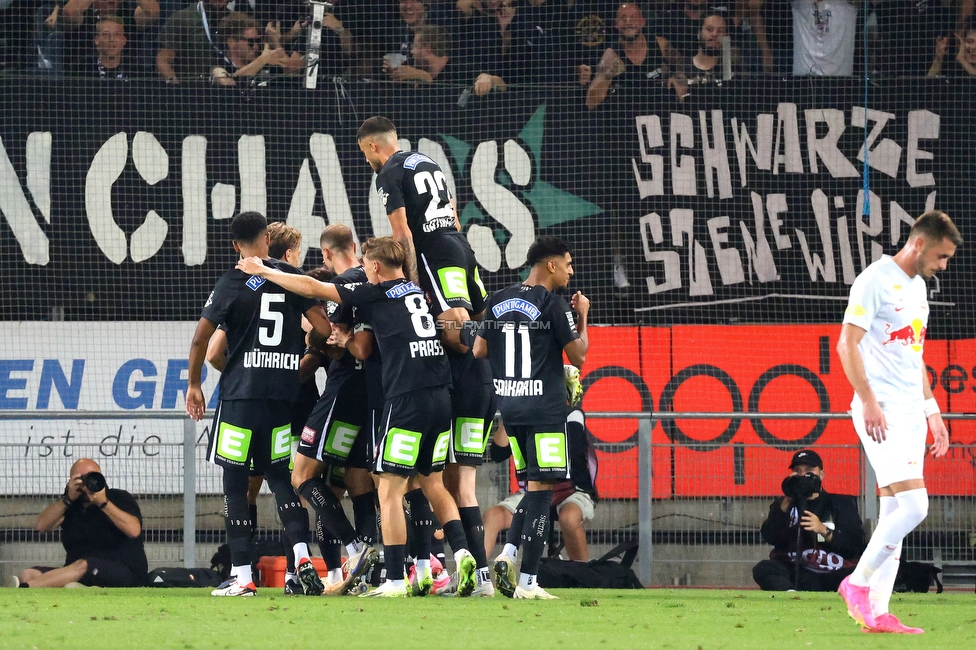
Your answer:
[405,294,437,338]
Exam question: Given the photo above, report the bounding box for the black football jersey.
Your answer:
[323,265,369,392]
[335,279,451,400]
[201,258,319,402]
[479,283,580,425]
[374,150,457,251]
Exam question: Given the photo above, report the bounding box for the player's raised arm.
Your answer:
[564,291,590,368]
[236,256,342,303]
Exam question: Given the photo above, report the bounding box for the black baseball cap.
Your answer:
[789,449,823,469]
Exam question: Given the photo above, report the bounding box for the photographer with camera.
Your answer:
[7,458,147,588]
[753,450,865,592]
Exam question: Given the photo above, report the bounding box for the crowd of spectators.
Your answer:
[1,0,974,93]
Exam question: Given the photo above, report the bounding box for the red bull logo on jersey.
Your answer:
[883,318,926,353]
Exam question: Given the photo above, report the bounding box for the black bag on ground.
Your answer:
[894,561,943,593]
[538,541,643,589]
[147,567,225,588]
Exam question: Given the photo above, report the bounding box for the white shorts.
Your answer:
[851,396,927,488]
[496,490,595,522]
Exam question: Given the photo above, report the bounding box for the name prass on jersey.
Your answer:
[409,340,444,358]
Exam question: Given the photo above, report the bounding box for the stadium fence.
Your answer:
[2,410,974,589]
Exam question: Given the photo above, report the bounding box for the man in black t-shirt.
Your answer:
[237,236,479,598]
[358,115,496,594]
[11,458,147,588]
[187,211,332,597]
[474,236,590,600]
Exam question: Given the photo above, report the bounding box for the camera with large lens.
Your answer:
[782,472,821,501]
[82,471,107,493]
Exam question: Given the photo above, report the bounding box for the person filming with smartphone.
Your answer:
[6,458,147,589]
[753,450,865,592]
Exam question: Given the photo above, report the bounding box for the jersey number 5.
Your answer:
[259,293,285,347]
[413,170,454,225]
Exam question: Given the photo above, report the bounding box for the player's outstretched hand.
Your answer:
[236,256,267,277]
[186,386,206,421]
[571,291,590,317]
[928,414,949,457]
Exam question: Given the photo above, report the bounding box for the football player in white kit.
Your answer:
[836,211,961,633]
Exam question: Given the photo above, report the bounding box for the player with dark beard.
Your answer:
[358,116,496,595]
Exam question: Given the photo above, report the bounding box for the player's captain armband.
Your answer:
[845,304,866,317]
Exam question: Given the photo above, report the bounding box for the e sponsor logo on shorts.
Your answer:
[384,428,421,466]
[325,421,361,458]
[217,422,252,463]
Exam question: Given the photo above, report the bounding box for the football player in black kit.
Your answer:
[186,211,333,597]
[358,116,496,594]
[473,236,590,600]
[293,224,380,596]
[237,237,479,598]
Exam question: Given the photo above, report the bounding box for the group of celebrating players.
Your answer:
[186,116,588,600]
[184,111,964,631]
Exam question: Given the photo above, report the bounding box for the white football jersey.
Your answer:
[843,256,929,412]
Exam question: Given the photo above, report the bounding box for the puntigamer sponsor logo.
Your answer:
[492,298,542,320]
[385,281,422,299]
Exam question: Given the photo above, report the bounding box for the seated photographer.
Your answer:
[753,450,865,592]
[9,458,147,588]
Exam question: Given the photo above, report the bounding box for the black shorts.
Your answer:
[418,234,487,317]
[375,387,452,477]
[448,379,496,467]
[505,422,572,483]
[297,389,370,468]
[207,399,294,472]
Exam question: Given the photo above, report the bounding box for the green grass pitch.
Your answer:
[1,588,973,649]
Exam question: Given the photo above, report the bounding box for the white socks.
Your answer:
[503,543,518,560]
[518,573,536,589]
[850,488,928,587]
[235,564,253,586]
[868,496,900,616]
[293,543,311,564]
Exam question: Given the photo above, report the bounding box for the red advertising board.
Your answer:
[578,326,976,499]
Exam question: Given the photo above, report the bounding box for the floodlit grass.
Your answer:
[0,588,973,649]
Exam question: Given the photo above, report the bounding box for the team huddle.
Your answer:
[186,116,589,600]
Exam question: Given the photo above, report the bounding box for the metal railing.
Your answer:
[2,410,975,587]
